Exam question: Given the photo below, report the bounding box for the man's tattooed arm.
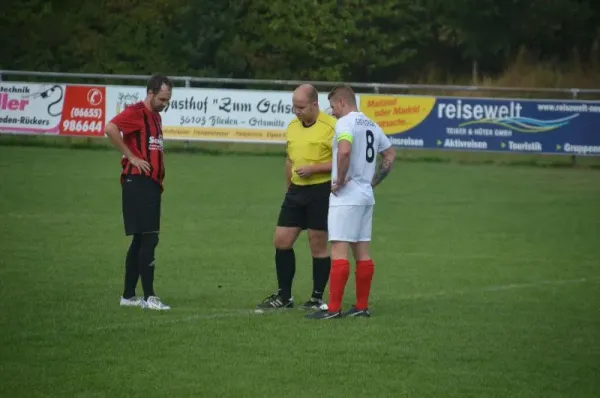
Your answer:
[372,147,396,187]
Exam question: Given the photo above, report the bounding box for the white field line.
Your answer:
[10,277,598,339]
[396,251,598,264]
[395,277,596,300]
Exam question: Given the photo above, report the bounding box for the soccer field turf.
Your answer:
[1,146,599,397]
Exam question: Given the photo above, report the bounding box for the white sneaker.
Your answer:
[143,296,171,311]
[120,296,144,308]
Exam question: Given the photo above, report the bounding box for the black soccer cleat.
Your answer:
[299,297,324,311]
[343,306,371,318]
[304,309,342,320]
[254,293,293,313]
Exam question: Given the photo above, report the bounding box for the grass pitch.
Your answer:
[0,146,599,397]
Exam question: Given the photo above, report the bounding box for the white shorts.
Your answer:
[327,205,374,242]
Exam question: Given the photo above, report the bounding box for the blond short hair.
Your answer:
[327,84,356,105]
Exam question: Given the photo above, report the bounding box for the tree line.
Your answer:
[2,0,599,85]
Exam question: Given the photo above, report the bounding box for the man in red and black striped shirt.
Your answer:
[104,73,172,311]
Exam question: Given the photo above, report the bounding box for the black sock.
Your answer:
[139,233,159,300]
[275,248,295,301]
[123,234,142,298]
[312,256,331,300]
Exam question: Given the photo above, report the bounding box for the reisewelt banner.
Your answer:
[359,95,600,156]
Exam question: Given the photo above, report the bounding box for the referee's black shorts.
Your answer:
[277,181,330,231]
[122,175,161,236]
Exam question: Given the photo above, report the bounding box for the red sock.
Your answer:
[327,259,350,312]
[355,259,375,310]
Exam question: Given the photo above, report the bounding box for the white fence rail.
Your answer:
[2,70,600,97]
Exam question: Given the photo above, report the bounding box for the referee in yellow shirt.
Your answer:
[256,84,336,312]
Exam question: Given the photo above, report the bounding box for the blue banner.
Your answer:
[359,95,600,156]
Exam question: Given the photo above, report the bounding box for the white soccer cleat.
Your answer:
[120,296,144,308]
[143,296,171,311]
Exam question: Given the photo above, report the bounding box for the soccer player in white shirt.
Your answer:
[307,84,396,320]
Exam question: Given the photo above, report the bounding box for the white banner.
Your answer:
[0,83,66,134]
[105,86,346,143]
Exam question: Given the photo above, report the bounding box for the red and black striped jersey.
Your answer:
[110,102,165,190]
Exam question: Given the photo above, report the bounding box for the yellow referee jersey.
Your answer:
[286,112,336,186]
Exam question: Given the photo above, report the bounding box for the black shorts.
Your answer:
[122,175,161,236]
[277,181,330,231]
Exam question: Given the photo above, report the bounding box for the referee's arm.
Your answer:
[285,156,292,191]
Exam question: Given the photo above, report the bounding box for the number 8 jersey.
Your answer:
[330,111,392,206]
